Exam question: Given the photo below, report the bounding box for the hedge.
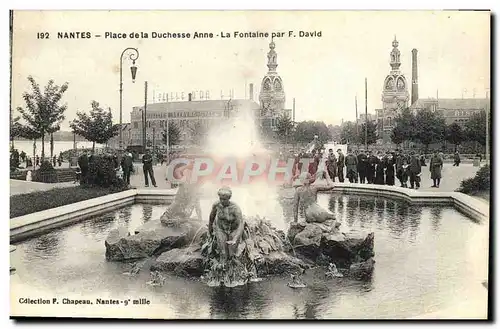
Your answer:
[10,185,129,218]
[456,164,490,195]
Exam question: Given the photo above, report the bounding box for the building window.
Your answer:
[133,122,138,129]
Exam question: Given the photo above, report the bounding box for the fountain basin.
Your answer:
[10,184,488,243]
[10,194,488,319]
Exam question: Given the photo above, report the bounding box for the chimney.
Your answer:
[249,83,254,100]
[411,48,419,106]
[188,93,192,101]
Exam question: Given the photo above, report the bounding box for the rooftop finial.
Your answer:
[267,38,278,72]
[390,36,401,71]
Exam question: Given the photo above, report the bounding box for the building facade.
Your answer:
[376,36,410,143]
[410,98,488,126]
[258,40,292,129]
[127,97,260,147]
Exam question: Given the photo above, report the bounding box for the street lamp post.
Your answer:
[119,47,139,152]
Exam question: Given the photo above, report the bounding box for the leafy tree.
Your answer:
[162,121,181,146]
[465,111,488,146]
[340,121,358,144]
[294,121,331,145]
[414,109,446,153]
[390,124,405,146]
[189,121,208,146]
[328,124,342,143]
[275,113,295,144]
[392,107,416,144]
[445,122,466,152]
[358,121,378,147]
[16,76,69,159]
[19,125,43,163]
[70,101,119,152]
[10,116,23,148]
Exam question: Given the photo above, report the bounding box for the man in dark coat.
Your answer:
[453,151,461,167]
[77,150,89,183]
[336,149,345,183]
[366,150,377,184]
[395,150,410,188]
[142,149,157,187]
[430,150,443,188]
[345,149,358,183]
[326,149,337,182]
[408,151,422,189]
[357,150,368,183]
[121,152,134,185]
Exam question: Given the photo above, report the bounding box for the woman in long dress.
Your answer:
[374,152,386,185]
[385,152,396,186]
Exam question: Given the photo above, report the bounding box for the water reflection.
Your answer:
[430,207,443,230]
[345,196,358,227]
[11,195,481,319]
[142,204,154,222]
[80,213,115,237]
[26,232,61,259]
[209,285,253,319]
[118,206,133,225]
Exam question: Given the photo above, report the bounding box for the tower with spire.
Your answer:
[259,39,286,124]
[379,36,410,143]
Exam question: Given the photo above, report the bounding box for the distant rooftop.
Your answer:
[133,99,261,111]
[411,98,489,110]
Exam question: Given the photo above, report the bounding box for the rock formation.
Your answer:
[105,215,375,284]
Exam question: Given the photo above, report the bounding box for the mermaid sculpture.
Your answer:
[293,172,338,224]
[160,161,202,225]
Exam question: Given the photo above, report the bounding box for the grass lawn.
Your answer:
[10,185,129,218]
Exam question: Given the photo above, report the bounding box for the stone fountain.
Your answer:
[104,187,375,286]
[105,107,375,287]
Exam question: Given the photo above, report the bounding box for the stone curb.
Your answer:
[10,185,488,243]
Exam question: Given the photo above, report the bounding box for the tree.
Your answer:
[19,125,43,164]
[162,121,181,147]
[339,121,357,144]
[390,124,405,146]
[275,113,295,144]
[17,76,69,159]
[189,121,208,146]
[391,107,416,145]
[328,124,342,143]
[294,121,331,145]
[445,122,465,152]
[465,111,488,146]
[358,121,378,148]
[414,109,446,153]
[70,101,120,152]
[10,116,23,148]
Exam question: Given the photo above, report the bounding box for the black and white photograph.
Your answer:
[8,10,491,320]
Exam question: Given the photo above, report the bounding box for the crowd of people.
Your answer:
[291,147,450,189]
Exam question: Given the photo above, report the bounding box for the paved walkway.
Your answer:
[129,163,484,192]
[10,180,76,196]
[11,163,486,198]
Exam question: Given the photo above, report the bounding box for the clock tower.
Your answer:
[379,36,409,143]
[259,39,286,129]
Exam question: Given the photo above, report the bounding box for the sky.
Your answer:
[11,10,490,130]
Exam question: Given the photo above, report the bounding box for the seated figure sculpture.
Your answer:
[293,172,338,224]
[202,187,257,287]
[160,161,202,225]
